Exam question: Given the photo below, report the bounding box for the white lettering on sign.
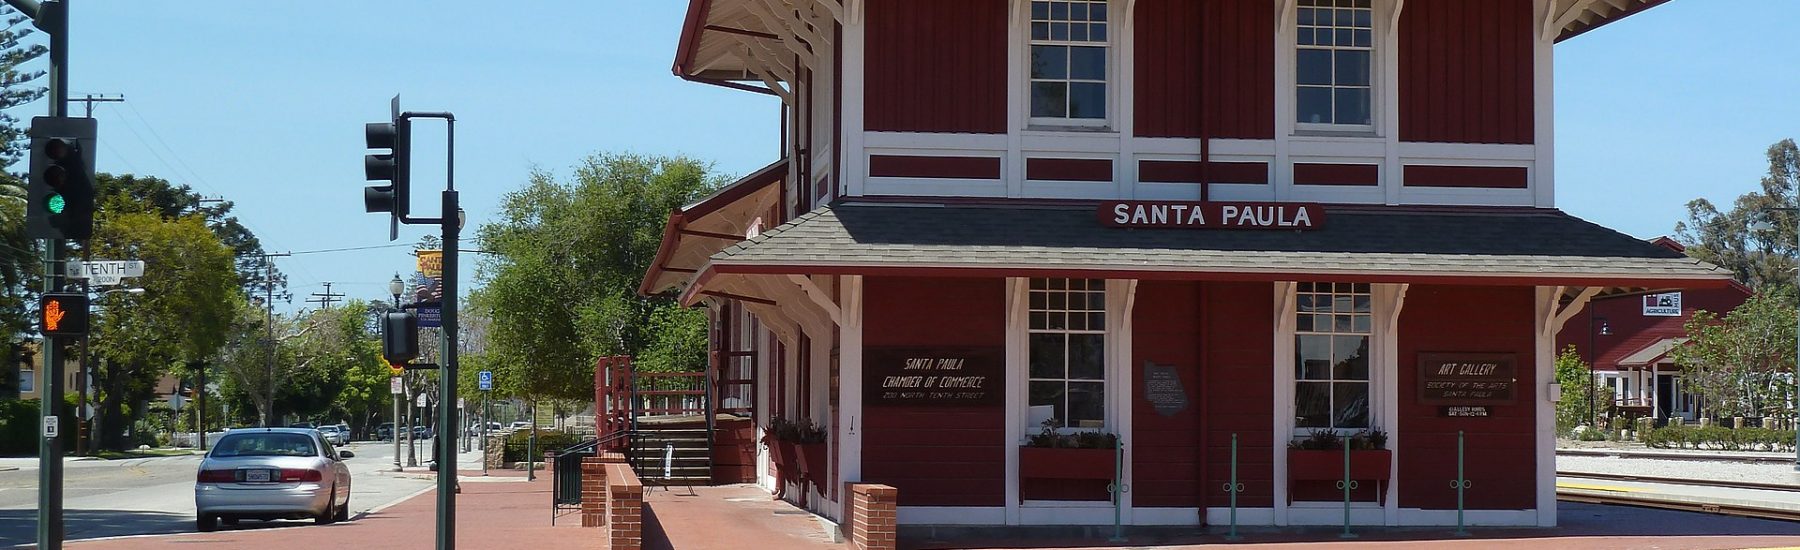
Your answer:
[1101,201,1323,230]
[1643,292,1682,317]
[66,260,146,286]
[43,415,58,438]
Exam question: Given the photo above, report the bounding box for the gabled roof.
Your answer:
[1617,337,1687,367]
[639,159,786,296]
[701,202,1734,289]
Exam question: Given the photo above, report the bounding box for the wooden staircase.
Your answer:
[629,422,712,486]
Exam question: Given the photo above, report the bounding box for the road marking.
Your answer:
[1557,481,1641,493]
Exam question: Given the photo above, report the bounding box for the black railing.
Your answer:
[549,431,630,524]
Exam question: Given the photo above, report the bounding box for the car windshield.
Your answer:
[212,433,318,458]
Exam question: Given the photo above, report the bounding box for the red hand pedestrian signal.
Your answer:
[44,299,64,332]
[39,293,88,336]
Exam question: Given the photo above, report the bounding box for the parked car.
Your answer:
[316,425,348,446]
[507,421,533,434]
[375,423,394,442]
[411,425,432,440]
[194,428,353,532]
[288,422,316,430]
[469,421,502,434]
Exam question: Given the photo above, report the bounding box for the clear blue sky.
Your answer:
[50,1,1795,312]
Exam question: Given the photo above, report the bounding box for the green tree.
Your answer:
[472,153,723,402]
[1670,289,1797,421]
[1676,139,1799,291]
[1554,345,1598,435]
[0,6,48,339]
[86,206,237,450]
[93,173,277,296]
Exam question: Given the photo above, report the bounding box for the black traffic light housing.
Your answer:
[363,113,410,242]
[26,116,97,240]
[382,309,419,365]
[38,292,89,337]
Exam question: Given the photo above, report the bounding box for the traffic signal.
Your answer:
[38,292,89,337]
[382,309,419,365]
[26,116,98,240]
[363,115,410,241]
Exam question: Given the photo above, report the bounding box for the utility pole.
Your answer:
[259,252,289,427]
[70,93,120,118]
[306,282,344,310]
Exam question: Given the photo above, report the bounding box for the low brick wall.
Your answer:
[606,462,645,550]
[580,452,628,527]
[846,483,898,550]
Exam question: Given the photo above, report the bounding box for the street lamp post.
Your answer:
[390,274,404,471]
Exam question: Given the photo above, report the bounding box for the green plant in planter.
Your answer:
[1023,417,1118,449]
[791,417,827,444]
[1287,428,1344,451]
[1349,429,1388,451]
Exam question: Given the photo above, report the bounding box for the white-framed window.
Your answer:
[1294,282,1371,430]
[1028,0,1110,126]
[1295,0,1374,129]
[19,368,33,393]
[1027,278,1107,429]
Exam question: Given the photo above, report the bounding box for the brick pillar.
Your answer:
[847,484,898,550]
[607,463,644,550]
[580,453,629,528]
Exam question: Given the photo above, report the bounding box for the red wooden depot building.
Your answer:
[640,0,1730,531]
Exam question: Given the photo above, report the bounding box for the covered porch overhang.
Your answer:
[639,158,787,298]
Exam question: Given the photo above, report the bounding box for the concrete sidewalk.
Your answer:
[66,470,597,550]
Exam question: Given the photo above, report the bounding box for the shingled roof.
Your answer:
[705,203,1732,287]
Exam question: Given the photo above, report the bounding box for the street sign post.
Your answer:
[64,260,143,286]
[477,370,492,391]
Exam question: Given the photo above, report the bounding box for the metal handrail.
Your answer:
[549,431,633,525]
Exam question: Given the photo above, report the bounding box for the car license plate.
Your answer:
[244,469,270,482]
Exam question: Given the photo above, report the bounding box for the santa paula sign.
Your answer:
[1098,201,1325,230]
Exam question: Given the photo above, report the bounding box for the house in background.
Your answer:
[1555,238,1754,423]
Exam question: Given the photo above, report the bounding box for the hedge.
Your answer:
[501,430,582,462]
[1642,424,1797,452]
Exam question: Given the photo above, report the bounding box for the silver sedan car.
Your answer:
[194,428,353,531]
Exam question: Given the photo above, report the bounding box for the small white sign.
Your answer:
[457,398,465,409]
[416,394,428,407]
[390,377,403,395]
[43,415,58,438]
[66,260,145,286]
[1643,292,1682,317]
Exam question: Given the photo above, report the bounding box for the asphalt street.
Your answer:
[0,438,480,548]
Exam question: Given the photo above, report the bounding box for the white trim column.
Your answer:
[1271,281,1297,525]
[1373,283,1409,525]
[1003,278,1028,525]
[838,276,865,510]
[1107,279,1139,524]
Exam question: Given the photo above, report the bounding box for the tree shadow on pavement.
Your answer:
[0,509,192,547]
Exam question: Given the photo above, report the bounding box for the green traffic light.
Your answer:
[45,193,64,214]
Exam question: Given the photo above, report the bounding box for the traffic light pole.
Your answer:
[16,0,72,548]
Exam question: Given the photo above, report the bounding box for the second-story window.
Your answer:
[1030,0,1109,125]
[1296,0,1373,128]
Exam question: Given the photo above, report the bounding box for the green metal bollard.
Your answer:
[1109,438,1129,542]
[1338,441,1358,539]
[1223,433,1243,541]
[1452,430,1471,537]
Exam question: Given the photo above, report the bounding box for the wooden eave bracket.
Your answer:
[1546,286,1602,336]
[787,274,843,326]
[1542,0,1603,42]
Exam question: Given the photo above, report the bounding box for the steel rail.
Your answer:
[1558,471,1800,493]
[1557,448,1793,464]
[1558,491,1800,523]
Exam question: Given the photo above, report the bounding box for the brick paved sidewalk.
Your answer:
[68,470,597,550]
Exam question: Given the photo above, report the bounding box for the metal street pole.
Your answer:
[22,1,70,547]
[1793,215,1799,472]
[435,119,460,550]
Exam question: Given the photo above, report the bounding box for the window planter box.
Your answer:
[767,435,799,484]
[1287,448,1391,482]
[795,442,827,488]
[1019,446,1116,480]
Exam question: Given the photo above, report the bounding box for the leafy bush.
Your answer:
[0,399,45,456]
[1642,424,1796,452]
[1575,428,1607,442]
[502,429,582,462]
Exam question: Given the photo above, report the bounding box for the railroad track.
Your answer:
[1557,471,1800,493]
[1556,448,1793,464]
[1557,472,1800,522]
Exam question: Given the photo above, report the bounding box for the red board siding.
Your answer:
[1401,165,1528,189]
[1131,281,1205,508]
[1396,285,1537,510]
[862,276,1007,507]
[1139,161,1269,185]
[1293,163,1380,186]
[864,0,1007,134]
[1399,0,1534,144]
[1027,158,1113,182]
[1203,282,1276,509]
[869,155,1003,179]
[1134,0,1275,139]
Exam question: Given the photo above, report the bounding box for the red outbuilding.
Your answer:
[639,0,1729,532]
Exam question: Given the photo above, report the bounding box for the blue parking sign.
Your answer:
[478,370,493,391]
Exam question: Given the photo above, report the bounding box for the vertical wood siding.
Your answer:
[1134,0,1275,139]
[864,0,1009,134]
[1396,285,1537,510]
[862,276,1007,506]
[1203,282,1276,508]
[1131,280,1205,508]
[1398,0,1534,144]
